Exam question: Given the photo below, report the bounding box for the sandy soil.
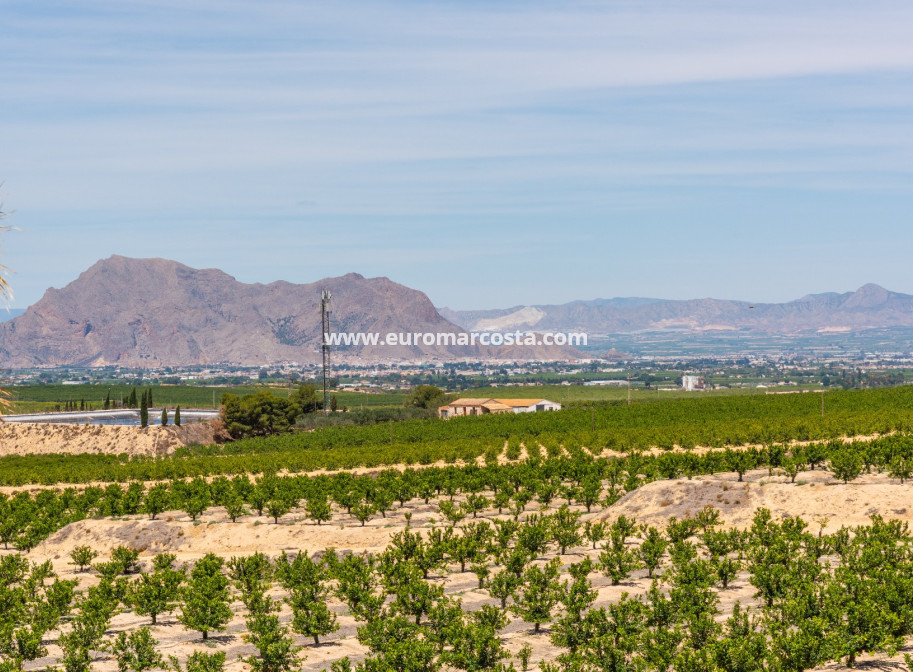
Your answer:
[35,515,400,562]
[0,420,226,458]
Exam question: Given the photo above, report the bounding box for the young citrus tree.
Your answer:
[275,551,338,645]
[128,554,185,625]
[178,554,232,641]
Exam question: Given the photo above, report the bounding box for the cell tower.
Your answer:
[320,288,331,415]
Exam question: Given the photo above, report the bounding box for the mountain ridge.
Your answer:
[0,256,575,367]
[440,284,913,335]
[4,257,911,368]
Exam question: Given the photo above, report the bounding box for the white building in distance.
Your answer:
[682,375,705,391]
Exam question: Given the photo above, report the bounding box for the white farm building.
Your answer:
[438,398,561,418]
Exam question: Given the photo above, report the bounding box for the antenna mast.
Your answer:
[320,289,332,415]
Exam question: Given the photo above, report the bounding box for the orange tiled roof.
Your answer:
[445,398,498,407]
[493,398,545,407]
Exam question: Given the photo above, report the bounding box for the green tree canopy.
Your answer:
[178,553,232,641]
[404,385,449,410]
[221,386,321,438]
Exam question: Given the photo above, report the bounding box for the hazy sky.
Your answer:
[2,0,912,310]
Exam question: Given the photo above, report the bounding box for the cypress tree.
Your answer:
[129,388,138,408]
[161,408,168,426]
[174,406,181,427]
[148,387,154,407]
[140,395,149,428]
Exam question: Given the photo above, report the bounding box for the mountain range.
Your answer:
[0,256,573,367]
[2,256,913,368]
[440,284,913,336]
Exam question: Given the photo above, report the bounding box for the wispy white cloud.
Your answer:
[3,1,913,307]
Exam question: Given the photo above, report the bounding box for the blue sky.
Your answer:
[2,0,912,310]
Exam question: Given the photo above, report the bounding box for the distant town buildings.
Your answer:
[438,398,561,418]
[583,380,629,386]
[681,374,705,391]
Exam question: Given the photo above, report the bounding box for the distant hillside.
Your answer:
[441,284,913,335]
[0,256,576,367]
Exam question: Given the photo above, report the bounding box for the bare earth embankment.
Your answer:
[602,468,912,534]
[0,420,225,457]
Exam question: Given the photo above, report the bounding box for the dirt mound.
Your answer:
[598,468,912,533]
[34,515,396,564]
[0,420,226,458]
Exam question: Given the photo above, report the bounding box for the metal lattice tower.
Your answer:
[320,289,331,415]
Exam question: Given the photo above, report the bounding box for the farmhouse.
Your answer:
[438,397,561,418]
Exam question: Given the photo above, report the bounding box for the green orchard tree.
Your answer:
[106,627,164,672]
[332,554,385,624]
[578,593,647,672]
[143,484,170,521]
[510,558,562,633]
[600,524,642,586]
[223,494,247,522]
[70,546,99,572]
[888,455,912,483]
[709,603,767,672]
[55,581,118,672]
[550,505,582,555]
[129,557,184,625]
[584,520,608,550]
[266,494,295,524]
[276,551,339,645]
[227,552,273,597]
[242,585,303,672]
[0,560,77,671]
[551,558,597,654]
[638,526,669,578]
[178,554,232,641]
[306,495,332,526]
[829,450,863,484]
[351,501,376,527]
[181,478,211,522]
[443,604,509,672]
[356,614,441,672]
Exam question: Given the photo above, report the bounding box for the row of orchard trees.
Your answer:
[4,437,913,553]
[6,507,913,671]
[6,402,913,488]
